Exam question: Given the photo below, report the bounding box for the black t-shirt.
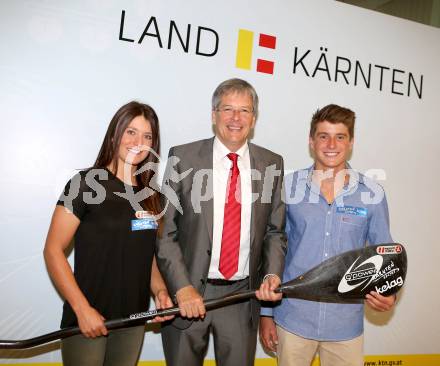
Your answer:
[57,168,156,328]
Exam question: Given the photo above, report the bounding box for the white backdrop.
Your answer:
[0,0,439,364]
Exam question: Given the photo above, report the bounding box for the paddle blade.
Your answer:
[277,243,407,303]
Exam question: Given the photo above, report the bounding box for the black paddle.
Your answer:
[0,243,407,349]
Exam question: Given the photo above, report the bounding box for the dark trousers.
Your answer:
[161,279,258,366]
[61,325,145,366]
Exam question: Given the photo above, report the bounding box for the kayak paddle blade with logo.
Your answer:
[275,243,407,303]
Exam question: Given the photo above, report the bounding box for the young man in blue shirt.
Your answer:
[260,104,397,366]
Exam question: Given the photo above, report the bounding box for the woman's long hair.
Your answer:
[93,101,161,215]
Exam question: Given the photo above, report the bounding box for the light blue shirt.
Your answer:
[261,166,393,341]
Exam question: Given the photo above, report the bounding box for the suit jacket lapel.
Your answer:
[197,138,214,245]
[249,143,263,248]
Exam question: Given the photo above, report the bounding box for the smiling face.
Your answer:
[212,91,256,152]
[117,115,153,169]
[309,120,354,173]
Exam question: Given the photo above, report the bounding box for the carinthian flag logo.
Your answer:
[235,29,276,75]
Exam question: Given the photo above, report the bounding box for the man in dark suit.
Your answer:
[156,78,287,366]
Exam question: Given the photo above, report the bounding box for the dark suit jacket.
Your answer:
[156,137,287,329]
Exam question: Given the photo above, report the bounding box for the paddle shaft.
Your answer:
[0,290,257,349]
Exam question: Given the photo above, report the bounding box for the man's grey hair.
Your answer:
[211,78,259,119]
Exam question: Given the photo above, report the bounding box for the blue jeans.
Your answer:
[61,325,145,366]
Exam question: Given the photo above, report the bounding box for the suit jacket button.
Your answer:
[207,249,212,256]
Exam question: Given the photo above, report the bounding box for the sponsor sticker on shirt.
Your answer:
[131,218,158,231]
[135,210,155,219]
[336,206,367,217]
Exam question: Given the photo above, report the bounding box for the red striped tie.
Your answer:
[219,153,241,279]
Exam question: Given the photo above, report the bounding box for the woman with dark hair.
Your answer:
[44,101,173,366]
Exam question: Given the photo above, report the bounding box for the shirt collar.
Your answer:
[213,136,249,161]
[305,163,364,191]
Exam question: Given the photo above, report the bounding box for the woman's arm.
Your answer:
[150,256,174,322]
[43,206,107,337]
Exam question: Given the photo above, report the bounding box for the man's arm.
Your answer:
[366,291,396,311]
[155,147,205,318]
[259,316,279,352]
[155,147,192,294]
[366,187,396,311]
[262,155,287,277]
[256,155,287,301]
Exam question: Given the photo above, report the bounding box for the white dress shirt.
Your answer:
[208,137,252,280]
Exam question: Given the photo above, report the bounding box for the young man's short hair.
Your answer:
[310,104,355,139]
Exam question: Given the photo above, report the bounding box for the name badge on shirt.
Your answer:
[336,206,367,217]
[131,218,158,231]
